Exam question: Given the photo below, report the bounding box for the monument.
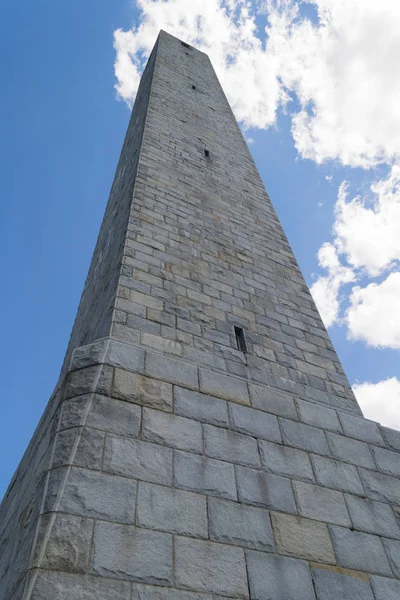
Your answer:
[1,30,400,600]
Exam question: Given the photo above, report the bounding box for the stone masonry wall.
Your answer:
[2,30,400,600]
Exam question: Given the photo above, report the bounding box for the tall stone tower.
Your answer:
[2,30,400,600]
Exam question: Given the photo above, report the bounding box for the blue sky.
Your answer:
[1,0,399,498]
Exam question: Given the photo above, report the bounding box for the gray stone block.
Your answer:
[113,369,173,411]
[136,482,207,537]
[87,395,141,437]
[246,551,316,600]
[330,526,392,576]
[381,426,400,451]
[371,446,400,477]
[175,536,249,598]
[228,403,281,442]
[203,424,261,467]
[271,512,335,563]
[92,522,172,584]
[280,418,330,455]
[174,450,237,500]
[51,467,137,522]
[382,538,400,578]
[209,497,275,551]
[70,340,109,371]
[312,568,374,600]
[311,455,365,495]
[359,468,400,504]
[293,481,351,527]
[371,575,400,600]
[33,513,93,573]
[296,400,342,433]
[345,494,400,538]
[65,365,113,399]
[259,439,314,482]
[31,572,131,600]
[174,387,229,426]
[326,432,375,469]
[236,465,296,513]
[199,368,250,404]
[52,427,105,470]
[249,383,298,419]
[338,413,384,446]
[131,584,212,600]
[106,340,145,372]
[145,352,198,389]
[103,436,172,485]
[142,408,203,452]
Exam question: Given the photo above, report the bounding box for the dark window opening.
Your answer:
[181,41,190,49]
[192,85,196,90]
[234,327,247,353]
[204,149,210,158]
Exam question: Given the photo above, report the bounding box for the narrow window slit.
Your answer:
[204,149,210,158]
[181,41,190,49]
[234,327,247,353]
[192,85,196,90]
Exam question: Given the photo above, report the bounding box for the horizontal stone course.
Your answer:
[174,450,237,500]
[203,424,261,467]
[199,369,250,405]
[174,386,229,426]
[228,403,281,442]
[142,408,203,452]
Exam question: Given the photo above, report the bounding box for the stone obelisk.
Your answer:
[1,30,400,600]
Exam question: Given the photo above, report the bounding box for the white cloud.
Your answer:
[334,168,400,277]
[354,378,400,430]
[310,242,355,327]
[346,272,400,348]
[114,0,400,168]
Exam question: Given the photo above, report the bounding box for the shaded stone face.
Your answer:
[2,30,400,600]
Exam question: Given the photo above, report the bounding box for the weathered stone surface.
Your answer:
[33,513,93,573]
[106,340,145,373]
[209,497,275,551]
[174,450,237,500]
[371,445,400,477]
[70,340,109,371]
[52,427,105,470]
[175,537,249,598]
[326,432,375,469]
[136,482,207,537]
[142,408,202,452]
[131,584,212,600]
[103,436,172,485]
[113,369,173,411]
[145,353,198,389]
[338,413,384,446]
[259,439,314,482]
[311,455,364,495]
[296,400,342,433]
[65,365,113,399]
[382,538,400,578]
[246,551,316,600]
[330,526,392,576]
[381,426,400,451]
[236,465,296,513]
[174,387,229,426]
[92,522,172,584]
[345,494,400,538]
[359,468,400,504]
[371,575,400,600]
[280,419,330,455]
[293,481,351,527]
[312,568,374,600]
[248,384,298,419]
[32,571,131,600]
[199,369,250,405]
[203,424,261,467]
[228,403,281,442]
[49,467,137,522]
[87,395,141,437]
[271,513,335,563]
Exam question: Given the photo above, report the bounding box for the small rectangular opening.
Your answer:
[192,85,196,90]
[234,327,247,353]
[204,149,210,158]
[181,41,190,49]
